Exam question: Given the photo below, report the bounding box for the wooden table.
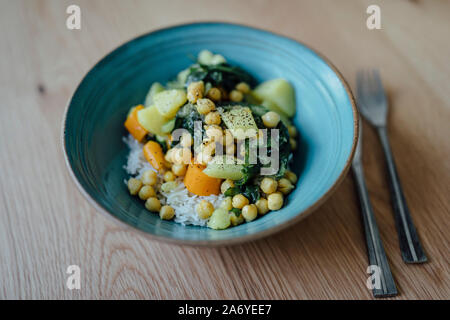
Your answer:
[1,0,449,299]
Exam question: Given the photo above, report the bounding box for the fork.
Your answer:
[356,69,427,264]
[352,121,398,297]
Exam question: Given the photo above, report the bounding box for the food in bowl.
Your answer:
[123,50,299,230]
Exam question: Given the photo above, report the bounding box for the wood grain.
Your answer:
[0,0,449,299]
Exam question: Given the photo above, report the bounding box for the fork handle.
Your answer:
[377,127,427,263]
[352,163,398,297]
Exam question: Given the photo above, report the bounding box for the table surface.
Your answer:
[1,0,449,300]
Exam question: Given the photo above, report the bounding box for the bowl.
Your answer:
[63,22,358,246]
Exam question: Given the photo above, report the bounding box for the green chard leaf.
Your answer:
[242,185,260,203]
[224,187,240,198]
[185,63,254,91]
[230,208,242,216]
[224,185,260,204]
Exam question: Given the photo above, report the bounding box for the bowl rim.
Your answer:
[61,21,359,247]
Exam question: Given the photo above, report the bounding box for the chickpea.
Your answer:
[268,192,283,211]
[260,177,277,194]
[164,160,172,169]
[235,82,250,94]
[205,111,221,125]
[278,178,294,195]
[255,198,269,215]
[221,179,235,194]
[187,81,204,103]
[230,212,244,226]
[198,50,214,63]
[220,197,233,211]
[225,143,235,157]
[196,151,212,165]
[284,170,298,184]
[232,194,249,209]
[224,129,234,146]
[127,178,142,195]
[203,140,216,155]
[164,148,175,163]
[161,181,178,193]
[242,204,258,222]
[145,197,161,212]
[172,163,187,176]
[290,138,297,150]
[163,170,175,182]
[138,185,156,200]
[196,200,214,219]
[205,125,223,144]
[206,143,217,156]
[172,147,191,165]
[203,128,223,149]
[229,90,243,102]
[210,54,226,65]
[218,87,228,100]
[160,205,175,220]
[207,87,222,101]
[288,125,298,138]
[196,98,215,115]
[141,170,157,186]
[262,111,280,128]
[180,132,193,148]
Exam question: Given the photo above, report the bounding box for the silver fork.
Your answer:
[356,69,427,264]
[352,121,398,297]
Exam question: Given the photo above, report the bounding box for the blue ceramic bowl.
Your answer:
[63,22,358,246]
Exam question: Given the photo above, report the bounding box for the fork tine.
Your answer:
[357,69,372,112]
[371,69,387,104]
[356,69,427,264]
[366,70,374,97]
[357,69,386,126]
[372,69,382,90]
[356,70,367,104]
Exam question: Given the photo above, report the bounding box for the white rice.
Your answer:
[123,134,224,226]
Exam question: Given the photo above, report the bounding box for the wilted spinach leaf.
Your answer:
[235,163,259,186]
[185,63,254,91]
[224,185,260,203]
[230,208,241,216]
[274,121,291,179]
[242,185,260,203]
[172,103,203,144]
[224,187,240,198]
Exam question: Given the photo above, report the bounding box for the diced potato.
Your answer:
[207,208,231,230]
[154,89,187,118]
[177,68,190,85]
[221,107,258,140]
[161,118,175,134]
[261,100,291,126]
[198,50,214,65]
[252,79,296,117]
[198,50,227,65]
[203,156,244,180]
[210,54,226,65]
[144,82,165,107]
[137,105,169,136]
